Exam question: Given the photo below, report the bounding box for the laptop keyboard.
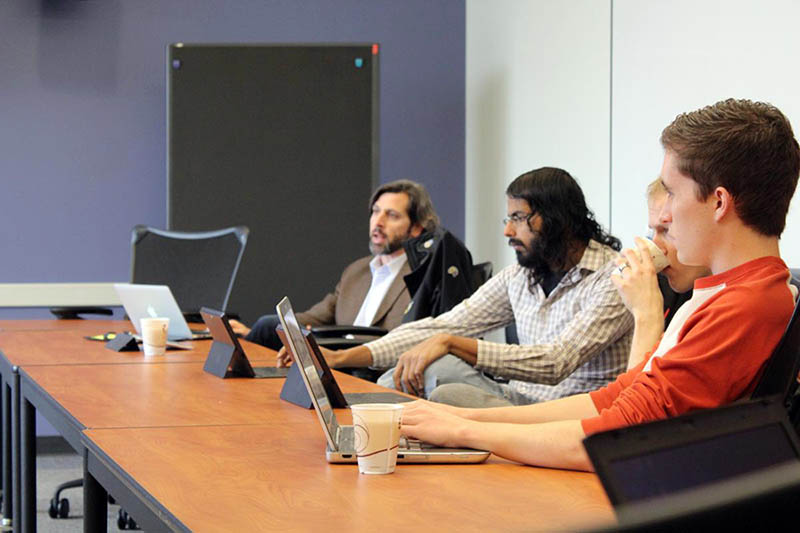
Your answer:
[344,392,414,404]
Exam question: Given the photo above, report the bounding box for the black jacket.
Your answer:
[401,227,476,323]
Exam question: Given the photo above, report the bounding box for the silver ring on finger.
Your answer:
[617,263,630,274]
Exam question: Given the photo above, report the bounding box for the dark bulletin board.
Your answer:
[168,44,378,323]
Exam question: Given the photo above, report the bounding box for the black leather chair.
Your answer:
[751,281,800,423]
[48,225,248,526]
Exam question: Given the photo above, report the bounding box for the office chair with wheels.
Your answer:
[48,225,249,525]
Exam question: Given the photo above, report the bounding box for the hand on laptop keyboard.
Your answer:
[399,436,433,450]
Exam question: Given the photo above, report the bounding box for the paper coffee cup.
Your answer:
[140,317,169,356]
[350,403,404,474]
[641,238,669,273]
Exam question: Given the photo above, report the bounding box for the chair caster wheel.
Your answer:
[118,508,139,530]
[49,497,69,518]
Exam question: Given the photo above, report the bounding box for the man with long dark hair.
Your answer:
[315,167,634,407]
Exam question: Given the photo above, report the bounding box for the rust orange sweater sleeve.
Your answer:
[586,359,648,413]
[581,258,794,435]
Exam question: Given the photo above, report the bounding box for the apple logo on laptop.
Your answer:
[146,305,158,318]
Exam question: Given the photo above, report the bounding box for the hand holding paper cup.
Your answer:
[140,317,169,356]
[641,238,669,272]
[350,403,404,474]
[618,238,668,274]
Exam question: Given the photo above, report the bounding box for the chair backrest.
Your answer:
[131,225,248,313]
[751,295,800,403]
[470,261,493,294]
[585,462,800,532]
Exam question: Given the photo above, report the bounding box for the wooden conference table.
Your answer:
[0,321,613,532]
[0,320,273,531]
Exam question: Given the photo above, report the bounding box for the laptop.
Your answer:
[583,396,800,507]
[276,296,490,464]
[114,283,212,342]
[200,307,289,378]
[275,323,411,406]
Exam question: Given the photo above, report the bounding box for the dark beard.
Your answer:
[512,236,553,280]
[369,231,408,256]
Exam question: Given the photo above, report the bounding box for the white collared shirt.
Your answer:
[353,253,408,327]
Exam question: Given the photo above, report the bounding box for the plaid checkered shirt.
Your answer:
[366,239,634,402]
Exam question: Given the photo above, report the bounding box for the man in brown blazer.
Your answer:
[231,179,439,349]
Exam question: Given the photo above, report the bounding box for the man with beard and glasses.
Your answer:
[302,168,634,407]
[230,180,438,350]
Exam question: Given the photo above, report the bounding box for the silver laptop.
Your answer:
[114,283,211,342]
[276,296,490,464]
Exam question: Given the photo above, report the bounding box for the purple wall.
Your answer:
[0,0,465,292]
[0,0,465,435]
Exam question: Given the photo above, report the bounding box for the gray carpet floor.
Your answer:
[30,444,138,533]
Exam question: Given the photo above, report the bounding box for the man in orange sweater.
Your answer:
[400,98,800,470]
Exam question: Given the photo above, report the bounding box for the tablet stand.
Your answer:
[279,364,314,408]
[105,333,139,352]
[203,340,254,378]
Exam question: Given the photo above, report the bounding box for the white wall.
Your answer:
[466,0,611,269]
[467,0,800,271]
[612,0,800,267]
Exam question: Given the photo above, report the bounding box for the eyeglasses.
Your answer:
[502,212,534,226]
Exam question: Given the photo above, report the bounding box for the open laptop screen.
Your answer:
[114,283,194,341]
[276,297,340,448]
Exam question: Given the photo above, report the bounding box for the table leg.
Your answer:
[1,377,11,525]
[11,374,20,532]
[83,451,107,533]
[20,396,35,533]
